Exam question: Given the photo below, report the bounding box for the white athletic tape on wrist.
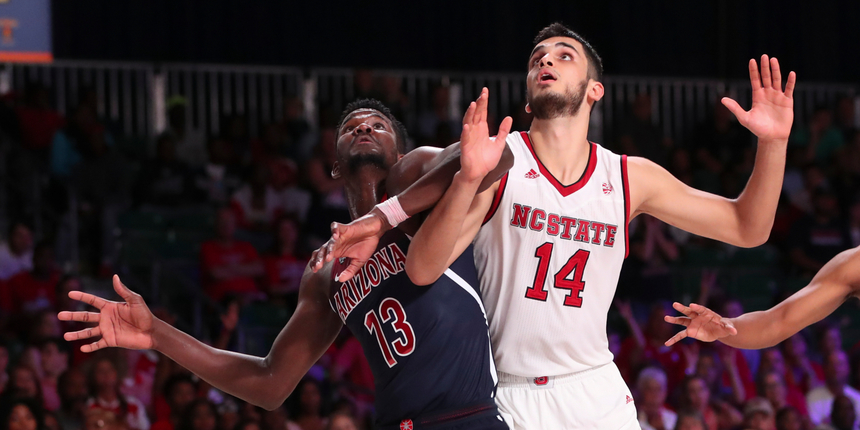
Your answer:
[377,196,410,227]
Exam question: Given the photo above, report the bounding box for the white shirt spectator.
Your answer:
[807,385,860,429]
[0,242,32,280]
[638,407,677,430]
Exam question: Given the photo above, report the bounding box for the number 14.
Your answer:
[524,243,590,307]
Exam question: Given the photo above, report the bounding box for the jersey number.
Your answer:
[524,243,590,307]
[364,298,416,368]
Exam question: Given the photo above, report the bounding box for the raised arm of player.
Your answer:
[664,246,860,349]
[311,88,514,282]
[58,272,342,411]
[405,96,513,285]
[629,55,795,247]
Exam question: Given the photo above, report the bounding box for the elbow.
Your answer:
[733,229,770,249]
[405,258,441,286]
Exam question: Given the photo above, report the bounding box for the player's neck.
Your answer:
[343,167,388,220]
[528,114,592,185]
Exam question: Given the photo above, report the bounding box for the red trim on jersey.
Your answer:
[482,172,509,225]
[520,131,597,197]
[621,155,631,259]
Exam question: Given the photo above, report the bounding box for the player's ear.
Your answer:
[525,103,532,114]
[587,81,605,103]
[331,161,341,179]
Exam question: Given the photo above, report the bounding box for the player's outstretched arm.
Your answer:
[630,56,795,247]
[311,88,514,282]
[665,246,860,349]
[406,96,513,285]
[59,273,342,410]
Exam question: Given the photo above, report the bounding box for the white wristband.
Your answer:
[376,196,410,227]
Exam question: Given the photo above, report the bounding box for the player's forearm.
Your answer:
[150,318,287,410]
[396,143,512,218]
[406,172,482,285]
[730,139,787,247]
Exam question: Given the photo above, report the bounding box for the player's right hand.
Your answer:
[663,302,737,346]
[58,275,155,352]
[459,88,512,183]
[310,211,388,283]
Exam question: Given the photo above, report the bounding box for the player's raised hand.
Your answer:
[459,88,513,182]
[310,215,387,283]
[58,275,155,352]
[663,302,737,347]
[722,55,795,142]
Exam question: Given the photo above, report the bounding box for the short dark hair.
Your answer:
[337,99,408,153]
[533,23,603,81]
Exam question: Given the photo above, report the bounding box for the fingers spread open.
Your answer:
[784,71,797,99]
[81,339,108,353]
[665,329,688,347]
[760,55,772,89]
[672,302,696,318]
[664,315,691,327]
[748,58,761,89]
[770,57,782,90]
[112,275,137,303]
[64,326,101,341]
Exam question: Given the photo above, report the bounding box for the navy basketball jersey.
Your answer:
[328,229,499,427]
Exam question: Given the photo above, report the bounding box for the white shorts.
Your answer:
[495,362,640,430]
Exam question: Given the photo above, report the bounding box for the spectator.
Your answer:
[279,98,314,162]
[618,215,679,302]
[636,367,677,430]
[215,400,239,430]
[133,134,194,208]
[162,97,207,168]
[775,406,803,430]
[50,105,113,179]
[416,85,460,147]
[233,421,258,430]
[617,302,688,393]
[0,398,44,430]
[229,165,283,232]
[324,412,358,430]
[757,370,809,418]
[788,187,851,276]
[330,336,373,424]
[782,334,825,393]
[250,123,293,165]
[56,369,88,430]
[191,137,244,206]
[743,397,776,430]
[817,322,845,362]
[673,409,708,430]
[352,70,382,102]
[789,106,844,165]
[0,342,9,394]
[823,394,858,430]
[688,97,750,193]
[199,208,264,302]
[70,125,131,273]
[2,242,61,316]
[807,351,860,428]
[2,364,43,406]
[85,355,149,430]
[286,380,327,430]
[0,222,34,281]
[262,216,306,301]
[178,400,216,430]
[222,115,252,168]
[379,76,411,135]
[303,130,349,248]
[82,408,126,430]
[151,375,197,430]
[43,411,59,430]
[37,338,69,411]
[260,406,287,430]
[269,159,311,224]
[680,374,742,430]
[16,83,64,158]
[616,93,671,167]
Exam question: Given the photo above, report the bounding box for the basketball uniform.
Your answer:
[329,229,506,430]
[473,131,639,429]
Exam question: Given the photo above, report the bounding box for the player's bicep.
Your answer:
[629,156,746,245]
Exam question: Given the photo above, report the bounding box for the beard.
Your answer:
[527,79,589,120]
[347,153,388,172]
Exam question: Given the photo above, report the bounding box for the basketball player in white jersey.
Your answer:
[311,23,796,429]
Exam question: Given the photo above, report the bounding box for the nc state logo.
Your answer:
[602,183,613,194]
[400,419,413,430]
[534,376,548,385]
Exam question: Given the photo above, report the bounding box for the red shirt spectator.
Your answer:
[200,208,264,301]
[1,243,60,315]
[262,217,306,296]
[16,84,64,152]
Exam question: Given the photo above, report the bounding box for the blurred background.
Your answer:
[1,1,859,430]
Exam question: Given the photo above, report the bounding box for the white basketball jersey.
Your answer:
[473,131,629,377]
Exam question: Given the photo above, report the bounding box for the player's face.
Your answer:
[334,109,400,174]
[525,37,603,119]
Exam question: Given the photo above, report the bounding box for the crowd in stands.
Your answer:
[0,69,858,430]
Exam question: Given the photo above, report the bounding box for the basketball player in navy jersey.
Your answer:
[312,23,795,429]
[57,99,511,430]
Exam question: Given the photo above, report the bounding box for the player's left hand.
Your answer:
[663,302,737,346]
[310,213,388,283]
[459,88,513,182]
[722,55,795,142]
